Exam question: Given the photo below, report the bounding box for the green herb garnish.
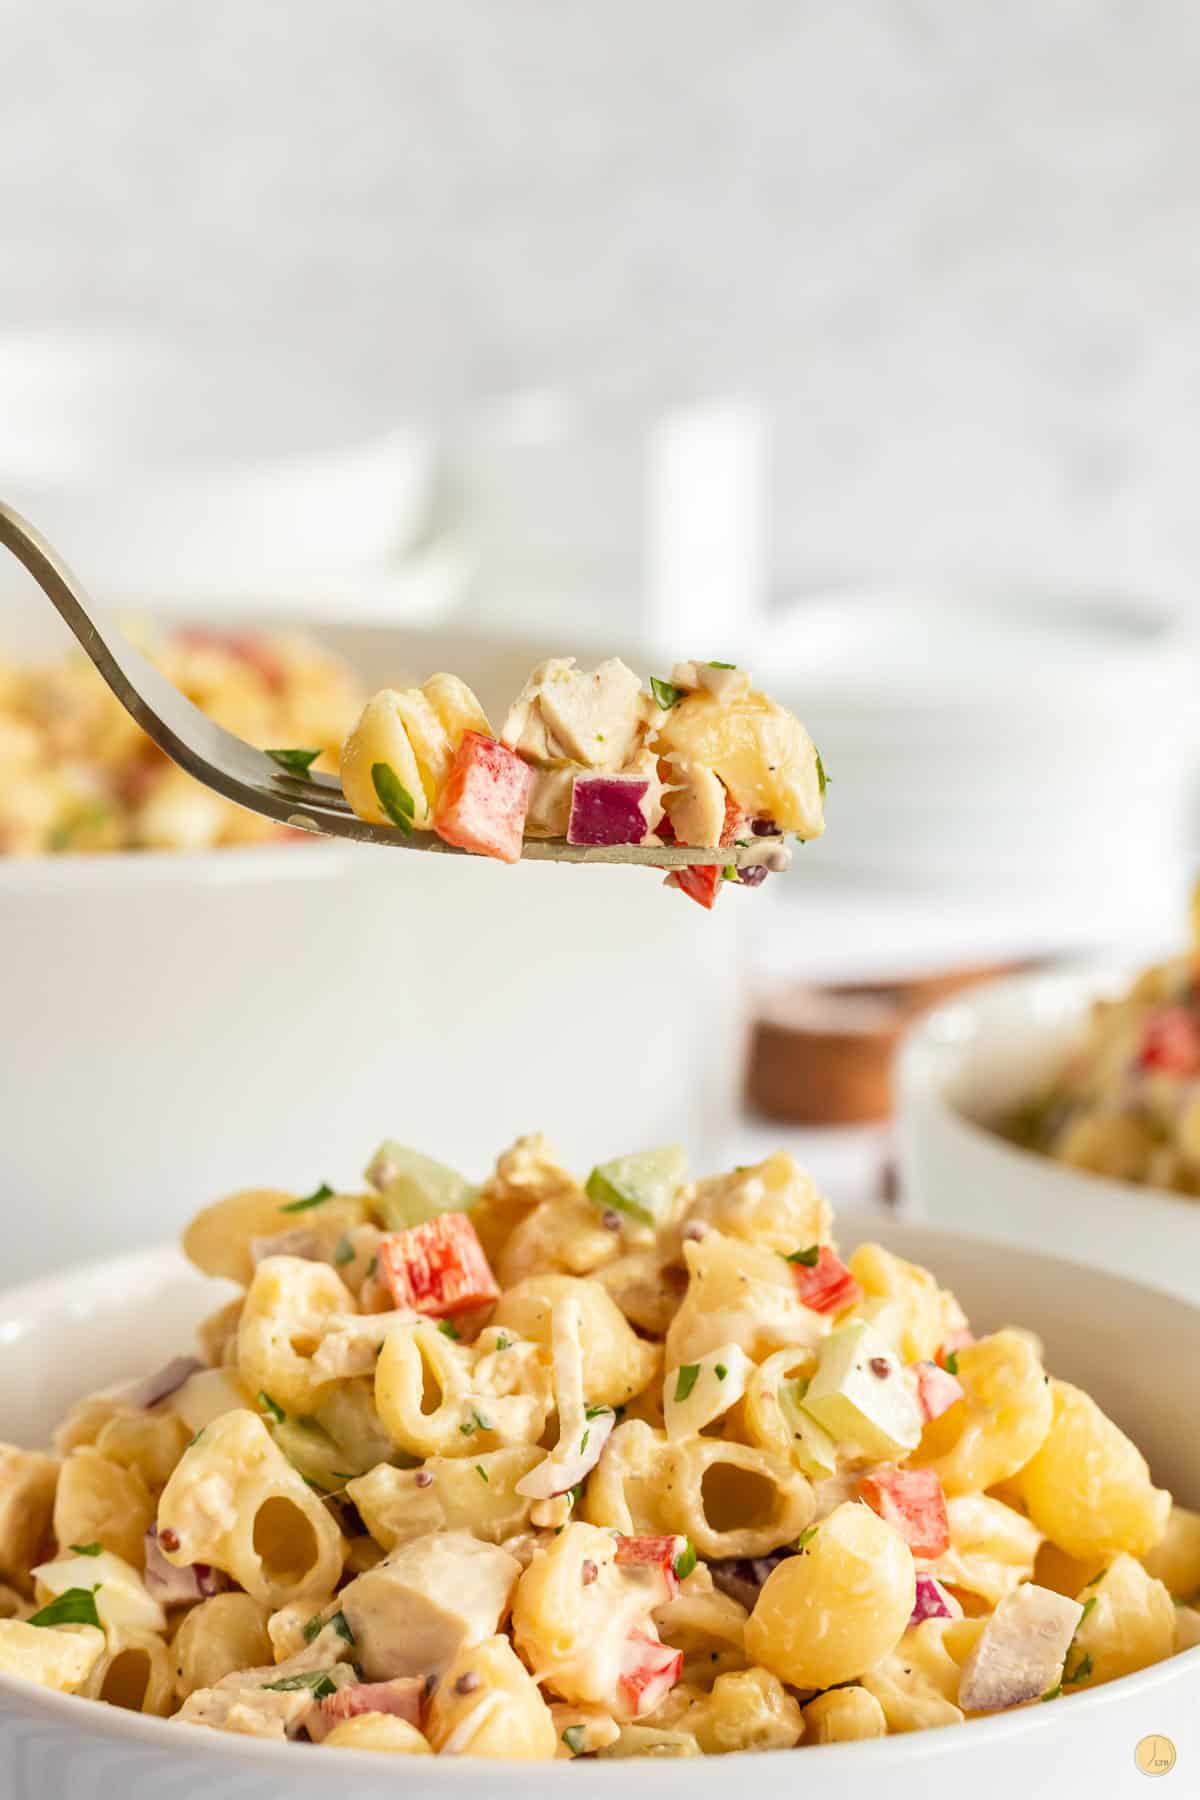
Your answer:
[281,1182,334,1214]
[495,1333,511,1351]
[708,661,736,670]
[1064,1650,1093,1686]
[714,1364,728,1381]
[263,1670,338,1700]
[795,1527,819,1550]
[1041,1683,1062,1702]
[302,1610,324,1644]
[267,747,323,776]
[476,1464,489,1483]
[459,1409,492,1436]
[28,1587,101,1630]
[438,1320,461,1340]
[68,1543,102,1558]
[188,1428,205,1448]
[562,1724,587,1755]
[673,1538,697,1581]
[674,1364,701,1404]
[782,1245,821,1268]
[371,762,416,834]
[650,677,684,711]
[943,1350,960,1376]
[585,1404,612,1420]
[333,1234,355,1267]
[366,1255,378,1279]
[1079,1597,1097,1626]
[257,1391,285,1425]
[815,749,828,796]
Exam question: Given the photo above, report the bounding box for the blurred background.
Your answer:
[2,0,1199,1279]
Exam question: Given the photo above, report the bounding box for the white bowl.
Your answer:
[0,1222,1196,1798]
[0,620,746,1286]
[898,963,1200,1302]
[0,330,437,607]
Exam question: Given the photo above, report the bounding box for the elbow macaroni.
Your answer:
[0,1130,1186,1759]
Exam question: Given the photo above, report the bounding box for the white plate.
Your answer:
[0,1224,1196,1798]
[897,962,1200,1301]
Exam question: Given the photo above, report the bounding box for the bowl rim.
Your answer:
[898,957,1200,1217]
[0,839,366,895]
[1,1232,1197,1776]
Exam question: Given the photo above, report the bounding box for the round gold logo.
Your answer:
[1135,1735,1177,1778]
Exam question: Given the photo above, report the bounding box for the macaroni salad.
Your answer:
[1,1136,1194,1758]
[0,629,363,855]
[1007,896,1200,1193]
[339,657,825,905]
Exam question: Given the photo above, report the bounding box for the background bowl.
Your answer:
[0,1218,1195,1797]
[0,620,743,1286]
[897,962,1200,1302]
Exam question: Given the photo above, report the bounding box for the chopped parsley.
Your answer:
[943,1350,960,1376]
[1083,1568,1106,1588]
[304,1607,354,1646]
[280,1182,334,1214]
[68,1543,102,1558]
[494,1333,511,1351]
[188,1428,205,1448]
[475,1464,489,1483]
[579,1429,590,1456]
[1079,1596,1097,1626]
[1064,1650,1093,1686]
[257,1391,285,1425]
[782,1244,821,1268]
[371,762,416,834]
[708,661,736,670]
[438,1320,461,1340]
[815,749,828,796]
[29,1587,101,1630]
[674,1364,701,1404]
[650,676,685,711]
[673,1538,697,1581]
[795,1527,819,1551]
[263,1670,338,1700]
[1041,1683,1062,1703]
[562,1724,587,1755]
[365,1255,378,1279]
[714,1363,728,1381]
[568,1483,584,1507]
[266,747,323,776]
[584,1404,612,1420]
[459,1409,493,1437]
[333,1234,355,1267]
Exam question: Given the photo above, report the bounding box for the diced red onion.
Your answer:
[123,1356,205,1410]
[709,1552,791,1610]
[319,1677,425,1731]
[515,1407,616,1499]
[249,1228,323,1267]
[736,863,770,888]
[751,816,781,837]
[916,1361,965,1423]
[567,774,651,847]
[143,1524,226,1605]
[910,1574,963,1626]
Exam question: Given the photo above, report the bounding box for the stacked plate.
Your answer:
[749,585,1198,957]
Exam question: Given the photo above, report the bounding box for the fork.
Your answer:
[0,499,765,866]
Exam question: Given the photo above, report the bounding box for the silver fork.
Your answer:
[0,499,766,866]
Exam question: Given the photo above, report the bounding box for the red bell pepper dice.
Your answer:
[614,1534,688,1601]
[1136,1006,1200,1076]
[719,792,751,847]
[669,863,723,910]
[432,731,533,865]
[915,1360,965,1422]
[790,1245,863,1315]
[936,1329,975,1370]
[859,1466,950,1559]
[617,1629,683,1718]
[377,1213,500,1318]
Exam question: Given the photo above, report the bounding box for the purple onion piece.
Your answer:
[736,863,770,888]
[751,816,781,837]
[567,775,651,847]
[910,1573,962,1627]
[709,1551,791,1610]
[249,1228,323,1267]
[143,1524,226,1605]
[124,1356,205,1410]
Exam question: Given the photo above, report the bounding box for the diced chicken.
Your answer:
[502,657,651,772]
[957,1584,1083,1712]
[670,662,753,704]
[32,1547,165,1635]
[660,758,728,849]
[339,1531,520,1680]
[177,1683,316,1740]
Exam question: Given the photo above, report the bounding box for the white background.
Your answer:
[3,0,1199,611]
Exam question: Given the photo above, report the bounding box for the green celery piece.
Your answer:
[585,1146,687,1228]
[365,1141,478,1230]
